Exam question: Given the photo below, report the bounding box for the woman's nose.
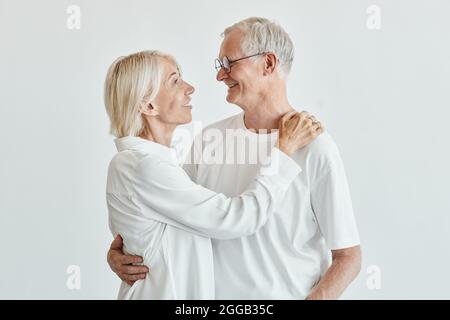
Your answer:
[186,82,195,95]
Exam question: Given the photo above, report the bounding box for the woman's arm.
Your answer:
[128,146,299,239]
[107,111,323,283]
[130,112,322,239]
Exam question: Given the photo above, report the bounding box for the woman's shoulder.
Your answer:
[108,149,171,178]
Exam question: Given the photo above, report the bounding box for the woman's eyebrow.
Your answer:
[167,71,178,80]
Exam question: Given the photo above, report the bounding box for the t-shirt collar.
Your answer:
[237,112,279,142]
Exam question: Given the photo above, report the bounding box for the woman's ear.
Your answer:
[140,102,159,116]
[263,53,278,75]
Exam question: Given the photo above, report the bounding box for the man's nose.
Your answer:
[216,67,228,82]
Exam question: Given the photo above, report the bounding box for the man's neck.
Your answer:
[242,94,294,133]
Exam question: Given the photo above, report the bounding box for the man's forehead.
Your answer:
[218,41,242,59]
[218,29,244,58]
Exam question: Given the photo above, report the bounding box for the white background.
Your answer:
[1,0,449,299]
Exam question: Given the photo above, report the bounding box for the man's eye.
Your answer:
[174,78,179,84]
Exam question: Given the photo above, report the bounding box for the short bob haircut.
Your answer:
[104,50,180,138]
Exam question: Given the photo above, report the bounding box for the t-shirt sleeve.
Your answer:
[310,150,360,250]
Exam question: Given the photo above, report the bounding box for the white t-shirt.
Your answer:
[183,112,360,299]
[106,136,302,299]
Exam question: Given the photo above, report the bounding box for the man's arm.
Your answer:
[107,235,149,285]
[307,134,361,299]
[306,245,361,300]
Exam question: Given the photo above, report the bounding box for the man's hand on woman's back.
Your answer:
[107,235,149,286]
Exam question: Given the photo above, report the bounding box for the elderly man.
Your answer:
[107,17,361,300]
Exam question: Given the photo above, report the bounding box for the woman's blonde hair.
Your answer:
[104,50,180,137]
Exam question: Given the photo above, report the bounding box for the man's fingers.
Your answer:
[119,255,144,265]
[110,234,123,250]
[123,273,146,282]
[122,265,149,275]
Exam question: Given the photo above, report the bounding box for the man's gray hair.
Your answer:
[222,17,294,78]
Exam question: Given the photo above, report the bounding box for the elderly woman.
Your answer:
[104,50,322,299]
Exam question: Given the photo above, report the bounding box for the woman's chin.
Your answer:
[182,114,192,124]
[175,107,193,124]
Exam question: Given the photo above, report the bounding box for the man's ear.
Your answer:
[263,53,278,75]
[139,102,159,116]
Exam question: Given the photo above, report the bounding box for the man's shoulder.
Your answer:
[304,132,339,157]
[297,131,343,173]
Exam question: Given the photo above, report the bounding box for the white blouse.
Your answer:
[106,136,301,299]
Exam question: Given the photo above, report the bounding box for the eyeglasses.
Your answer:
[215,52,266,73]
